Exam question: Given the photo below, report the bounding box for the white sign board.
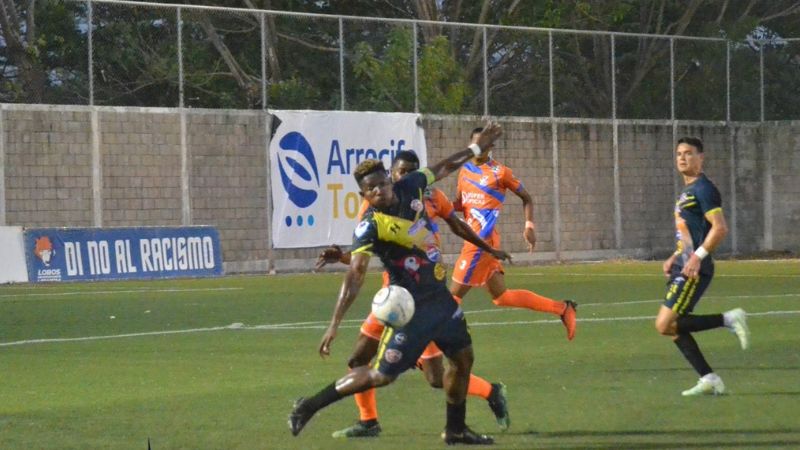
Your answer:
[269,111,427,248]
[0,226,29,283]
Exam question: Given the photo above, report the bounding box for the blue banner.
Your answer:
[24,227,223,282]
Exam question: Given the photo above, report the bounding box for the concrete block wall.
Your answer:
[4,109,94,227]
[101,111,182,226]
[1,104,797,273]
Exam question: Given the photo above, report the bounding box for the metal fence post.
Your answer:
[88,0,94,106]
[611,34,621,250]
[483,26,488,116]
[549,31,561,261]
[413,21,419,113]
[339,17,345,110]
[726,40,738,255]
[177,7,191,226]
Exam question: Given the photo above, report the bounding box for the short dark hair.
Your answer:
[393,150,419,168]
[471,127,483,136]
[354,159,386,186]
[677,137,704,153]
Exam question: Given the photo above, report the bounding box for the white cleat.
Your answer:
[725,308,750,350]
[682,376,726,397]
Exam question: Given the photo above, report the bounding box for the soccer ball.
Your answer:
[371,285,415,328]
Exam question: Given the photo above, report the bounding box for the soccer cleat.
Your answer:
[442,427,494,445]
[681,376,726,396]
[487,383,510,431]
[725,308,750,350]
[561,300,578,341]
[288,397,315,436]
[331,420,382,438]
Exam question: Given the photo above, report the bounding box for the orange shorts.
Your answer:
[451,249,504,287]
[360,312,443,359]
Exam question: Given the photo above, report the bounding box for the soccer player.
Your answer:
[289,123,503,445]
[317,150,511,438]
[451,127,578,339]
[654,137,750,396]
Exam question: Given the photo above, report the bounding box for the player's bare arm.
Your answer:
[319,252,370,357]
[443,214,512,263]
[681,210,728,279]
[512,185,536,253]
[315,245,351,270]
[427,122,502,181]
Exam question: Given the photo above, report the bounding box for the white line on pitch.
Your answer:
[0,287,243,299]
[516,272,799,278]
[2,309,799,347]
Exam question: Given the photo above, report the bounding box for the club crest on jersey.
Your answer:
[394,333,407,344]
[385,349,403,363]
[410,199,424,212]
[355,220,371,238]
[434,263,446,280]
[479,176,489,186]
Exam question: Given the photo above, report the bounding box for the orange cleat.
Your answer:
[561,300,578,341]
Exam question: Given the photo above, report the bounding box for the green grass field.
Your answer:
[1,260,798,449]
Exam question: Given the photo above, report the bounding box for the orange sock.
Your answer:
[493,289,565,315]
[467,374,493,400]
[354,388,378,421]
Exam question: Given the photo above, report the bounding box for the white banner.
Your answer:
[269,110,427,248]
[0,226,29,283]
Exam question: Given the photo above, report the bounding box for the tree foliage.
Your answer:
[1,0,798,119]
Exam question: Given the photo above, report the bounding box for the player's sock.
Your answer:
[674,333,713,376]
[303,382,345,414]
[493,289,564,315]
[354,388,378,421]
[676,314,724,333]
[467,374,493,400]
[445,401,467,433]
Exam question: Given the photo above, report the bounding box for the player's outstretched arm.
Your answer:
[442,214,512,263]
[315,245,352,270]
[319,252,370,357]
[511,186,536,253]
[427,122,502,182]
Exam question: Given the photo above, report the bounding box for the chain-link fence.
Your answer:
[2,0,798,121]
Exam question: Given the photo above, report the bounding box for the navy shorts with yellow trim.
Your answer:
[374,287,471,377]
[664,265,714,315]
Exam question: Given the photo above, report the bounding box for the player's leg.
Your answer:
[656,271,731,396]
[333,316,384,438]
[332,335,382,437]
[487,271,578,340]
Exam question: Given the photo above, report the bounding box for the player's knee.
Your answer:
[654,318,675,336]
[369,370,395,388]
[347,354,372,369]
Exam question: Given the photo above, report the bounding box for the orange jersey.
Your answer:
[455,159,523,252]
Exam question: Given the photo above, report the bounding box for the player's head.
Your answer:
[675,137,704,177]
[470,127,493,163]
[391,150,420,182]
[354,159,394,208]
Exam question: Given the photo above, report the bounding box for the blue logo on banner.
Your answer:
[278,132,320,208]
[24,227,223,283]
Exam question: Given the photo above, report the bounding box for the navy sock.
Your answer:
[677,314,724,333]
[303,382,344,413]
[446,401,466,433]
[674,333,713,376]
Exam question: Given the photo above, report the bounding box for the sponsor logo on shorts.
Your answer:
[394,333,407,344]
[385,349,403,363]
[355,220,371,238]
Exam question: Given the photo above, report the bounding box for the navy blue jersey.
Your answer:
[351,169,449,299]
[673,173,722,274]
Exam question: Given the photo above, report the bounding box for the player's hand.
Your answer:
[475,121,502,152]
[319,325,338,357]
[663,254,676,278]
[315,245,343,270]
[490,248,512,263]
[523,227,536,253]
[680,254,701,279]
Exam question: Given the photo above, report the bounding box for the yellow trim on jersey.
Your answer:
[683,201,697,208]
[372,326,394,370]
[373,211,430,249]
[420,167,435,185]
[705,207,723,216]
[351,243,374,255]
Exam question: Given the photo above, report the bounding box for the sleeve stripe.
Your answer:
[351,243,373,255]
[420,167,435,185]
[705,207,723,216]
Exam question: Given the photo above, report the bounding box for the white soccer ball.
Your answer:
[371,285,415,328]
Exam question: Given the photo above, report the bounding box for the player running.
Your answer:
[317,150,511,438]
[289,123,503,445]
[451,127,577,340]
